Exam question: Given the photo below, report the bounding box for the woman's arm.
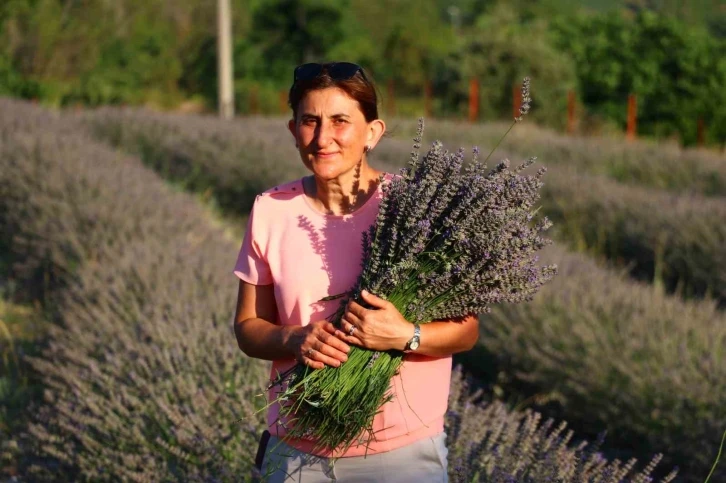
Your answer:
[233,280,350,369]
[410,314,479,357]
[339,289,479,357]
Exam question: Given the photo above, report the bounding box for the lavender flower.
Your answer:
[515,77,532,122]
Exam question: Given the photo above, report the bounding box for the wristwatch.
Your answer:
[404,324,421,352]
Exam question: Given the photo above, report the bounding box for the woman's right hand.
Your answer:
[284,320,350,370]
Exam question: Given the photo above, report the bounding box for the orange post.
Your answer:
[424,80,433,118]
[512,83,522,120]
[567,90,577,134]
[697,118,705,147]
[279,90,288,114]
[249,85,259,115]
[468,78,479,123]
[387,79,396,117]
[626,93,637,141]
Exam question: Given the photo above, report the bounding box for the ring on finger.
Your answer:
[306,348,315,357]
[348,325,356,336]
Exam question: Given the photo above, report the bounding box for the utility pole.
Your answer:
[217,0,234,119]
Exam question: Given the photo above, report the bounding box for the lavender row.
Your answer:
[1,98,270,479]
[477,244,726,482]
[80,107,306,215]
[389,118,726,197]
[79,104,722,478]
[0,98,674,481]
[375,136,726,305]
[76,106,717,478]
[84,109,726,306]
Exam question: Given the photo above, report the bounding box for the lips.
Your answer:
[315,152,339,157]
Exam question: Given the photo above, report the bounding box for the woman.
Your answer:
[233,61,479,482]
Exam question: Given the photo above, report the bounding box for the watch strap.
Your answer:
[404,324,421,352]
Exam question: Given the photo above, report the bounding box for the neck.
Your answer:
[306,161,382,216]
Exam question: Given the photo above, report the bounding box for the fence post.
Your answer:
[468,78,479,123]
[279,90,288,114]
[697,118,706,147]
[567,90,576,134]
[387,79,396,117]
[424,79,433,118]
[249,85,259,115]
[626,93,637,141]
[512,82,522,120]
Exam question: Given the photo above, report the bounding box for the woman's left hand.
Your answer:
[337,290,413,352]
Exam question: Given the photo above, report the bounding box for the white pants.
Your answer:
[257,432,449,482]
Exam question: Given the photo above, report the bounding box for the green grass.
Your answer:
[0,292,47,479]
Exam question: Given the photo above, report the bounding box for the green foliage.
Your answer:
[551,10,726,145]
[433,3,578,125]
[2,0,726,146]
[249,0,348,78]
[0,54,39,98]
[0,0,194,106]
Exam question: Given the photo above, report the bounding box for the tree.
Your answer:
[434,3,578,125]
[551,10,726,145]
[248,0,348,82]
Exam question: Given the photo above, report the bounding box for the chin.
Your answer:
[311,161,353,180]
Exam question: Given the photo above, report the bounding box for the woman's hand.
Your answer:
[337,290,413,352]
[284,320,350,370]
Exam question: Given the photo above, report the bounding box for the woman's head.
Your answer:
[287,62,386,181]
[288,62,378,122]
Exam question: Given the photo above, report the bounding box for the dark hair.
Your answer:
[288,63,380,123]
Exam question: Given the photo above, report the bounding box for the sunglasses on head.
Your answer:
[292,62,369,86]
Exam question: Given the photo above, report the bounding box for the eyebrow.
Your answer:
[300,113,350,120]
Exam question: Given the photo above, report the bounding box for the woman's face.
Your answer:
[288,87,379,181]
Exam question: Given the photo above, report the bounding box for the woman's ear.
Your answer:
[366,119,386,150]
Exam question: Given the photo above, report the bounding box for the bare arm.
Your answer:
[411,314,479,357]
[339,289,479,358]
[233,280,350,369]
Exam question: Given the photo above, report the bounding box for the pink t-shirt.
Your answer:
[233,174,452,458]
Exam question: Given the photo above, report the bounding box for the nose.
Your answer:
[314,121,333,149]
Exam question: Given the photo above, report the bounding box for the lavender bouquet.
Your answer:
[265,78,557,456]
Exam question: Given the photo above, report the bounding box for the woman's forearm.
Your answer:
[236,313,478,361]
[412,315,479,358]
[234,317,297,361]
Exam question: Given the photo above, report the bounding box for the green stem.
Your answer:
[483,121,516,164]
[705,428,726,483]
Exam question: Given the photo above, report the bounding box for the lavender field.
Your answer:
[1,98,724,481]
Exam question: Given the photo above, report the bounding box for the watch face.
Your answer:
[410,339,420,350]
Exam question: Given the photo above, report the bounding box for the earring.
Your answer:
[364,145,372,153]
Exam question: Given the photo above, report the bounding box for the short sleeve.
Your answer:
[233,196,273,285]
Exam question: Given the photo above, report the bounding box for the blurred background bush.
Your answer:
[1,0,725,147]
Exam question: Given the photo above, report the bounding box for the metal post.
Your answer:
[280,90,288,114]
[250,84,259,115]
[567,90,576,134]
[387,79,396,117]
[512,82,522,120]
[424,79,433,118]
[468,78,479,123]
[697,118,705,147]
[217,0,234,119]
[626,93,637,141]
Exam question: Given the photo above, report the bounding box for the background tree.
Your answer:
[551,10,726,145]
[0,0,723,146]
